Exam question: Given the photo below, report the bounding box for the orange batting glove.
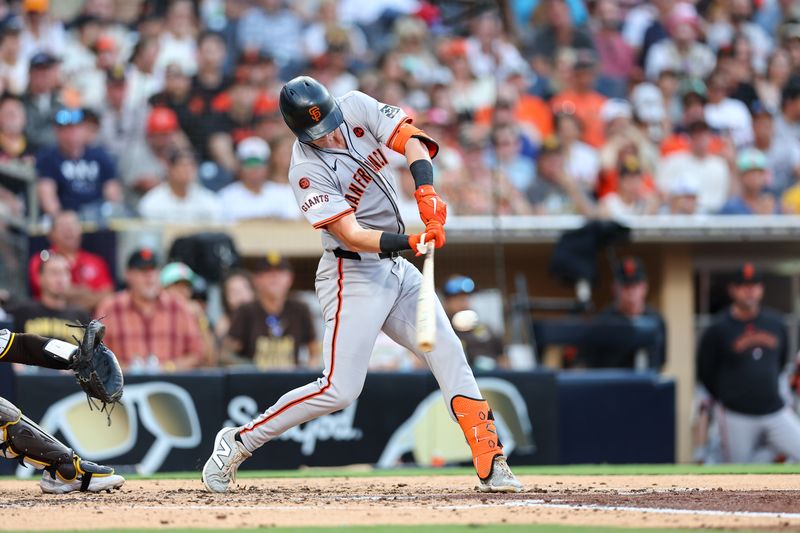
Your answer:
[409,221,446,256]
[414,185,447,226]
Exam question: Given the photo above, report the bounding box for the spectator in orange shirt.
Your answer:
[660,80,728,158]
[550,51,607,147]
[474,71,553,143]
[28,210,113,311]
[95,248,206,371]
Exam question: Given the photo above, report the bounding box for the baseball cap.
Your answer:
[105,64,126,84]
[573,49,596,70]
[737,148,767,173]
[94,34,116,53]
[618,154,642,177]
[669,176,699,197]
[165,62,192,78]
[237,137,271,167]
[72,14,100,30]
[668,2,699,28]
[631,83,665,124]
[238,49,275,66]
[53,107,84,126]
[781,79,800,106]
[680,78,708,103]
[615,257,647,285]
[253,251,291,272]
[442,275,475,297]
[686,118,710,133]
[127,248,158,270]
[29,51,59,69]
[601,98,633,123]
[160,262,197,287]
[750,100,772,118]
[0,16,23,37]
[731,262,762,284]
[539,135,562,155]
[781,22,800,42]
[23,0,48,13]
[167,147,196,165]
[147,107,179,134]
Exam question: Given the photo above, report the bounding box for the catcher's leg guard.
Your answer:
[451,395,504,480]
[1,396,123,493]
[0,397,78,479]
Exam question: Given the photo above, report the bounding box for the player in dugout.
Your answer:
[0,329,125,493]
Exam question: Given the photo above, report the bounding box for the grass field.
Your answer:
[20,527,771,533]
[2,464,799,532]
[5,462,800,482]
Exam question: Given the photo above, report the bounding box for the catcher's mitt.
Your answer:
[69,319,124,424]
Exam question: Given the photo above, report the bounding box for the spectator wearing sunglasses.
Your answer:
[442,275,507,371]
[35,106,122,221]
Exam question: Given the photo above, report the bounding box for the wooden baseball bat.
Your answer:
[416,242,436,352]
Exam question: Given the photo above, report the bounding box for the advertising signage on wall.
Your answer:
[13,370,673,475]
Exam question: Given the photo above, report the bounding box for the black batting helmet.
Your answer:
[279,76,344,142]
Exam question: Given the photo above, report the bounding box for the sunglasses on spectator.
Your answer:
[54,108,84,126]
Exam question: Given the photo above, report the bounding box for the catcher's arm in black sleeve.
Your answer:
[0,329,75,369]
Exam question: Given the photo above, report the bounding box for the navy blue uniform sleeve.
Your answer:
[697,325,719,398]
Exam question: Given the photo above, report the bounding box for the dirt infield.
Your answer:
[2,474,800,531]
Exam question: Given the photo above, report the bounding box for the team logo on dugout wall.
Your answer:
[16,382,201,476]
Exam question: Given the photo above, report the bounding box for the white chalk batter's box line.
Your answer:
[74,499,800,521]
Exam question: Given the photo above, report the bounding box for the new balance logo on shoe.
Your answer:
[212,437,232,469]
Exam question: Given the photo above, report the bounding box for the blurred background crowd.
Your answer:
[0,0,796,224]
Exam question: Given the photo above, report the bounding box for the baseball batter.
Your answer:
[203,76,522,493]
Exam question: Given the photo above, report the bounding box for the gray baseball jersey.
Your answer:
[287,91,409,251]
[236,90,485,457]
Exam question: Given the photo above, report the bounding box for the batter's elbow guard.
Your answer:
[387,121,439,159]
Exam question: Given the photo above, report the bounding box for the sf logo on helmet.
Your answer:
[309,106,322,121]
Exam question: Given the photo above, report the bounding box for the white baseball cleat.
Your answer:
[40,460,125,494]
[202,427,252,493]
[478,456,523,493]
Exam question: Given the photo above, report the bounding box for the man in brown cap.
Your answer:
[222,252,318,369]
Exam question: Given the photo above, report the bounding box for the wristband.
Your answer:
[409,159,434,188]
[380,232,411,253]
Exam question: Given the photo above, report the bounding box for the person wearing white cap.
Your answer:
[644,2,716,81]
[631,83,667,141]
[666,175,699,215]
[217,136,301,222]
[656,119,731,214]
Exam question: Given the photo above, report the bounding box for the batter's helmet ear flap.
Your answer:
[280,76,344,142]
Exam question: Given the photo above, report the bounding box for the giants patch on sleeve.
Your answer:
[301,190,330,212]
[380,104,401,119]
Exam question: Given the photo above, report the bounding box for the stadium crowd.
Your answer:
[0,0,800,374]
[0,0,795,223]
